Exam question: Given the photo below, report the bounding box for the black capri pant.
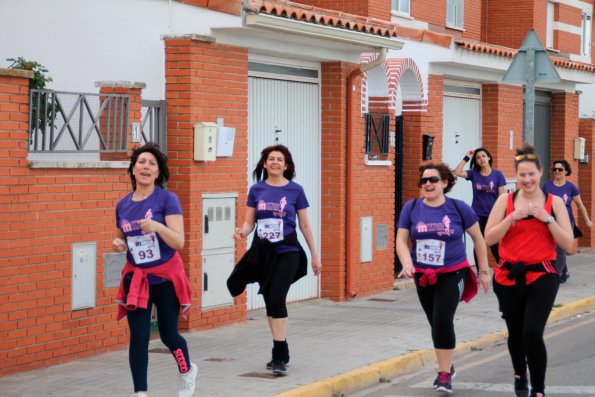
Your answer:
[262,252,300,318]
[414,269,466,349]
[493,274,559,394]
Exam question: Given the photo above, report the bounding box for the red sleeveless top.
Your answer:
[494,192,557,286]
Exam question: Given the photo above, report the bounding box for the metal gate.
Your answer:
[247,75,321,310]
[529,91,551,184]
[442,82,481,264]
[141,100,166,150]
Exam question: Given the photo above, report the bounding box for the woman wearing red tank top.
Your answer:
[485,144,572,397]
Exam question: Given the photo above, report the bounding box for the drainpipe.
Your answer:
[345,47,387,299]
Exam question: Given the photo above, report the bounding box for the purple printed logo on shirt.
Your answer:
[563,193,569,204]
[120,209,154,233]
[415,215,453,236]
[257,197,288,217]
[475,181,496,193]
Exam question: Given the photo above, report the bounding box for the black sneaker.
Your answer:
[559,272,570,284]
[267,359,290,370]
[272,359,287,375]
[515,374,529,397]
[529,392,544,397]
[433,371,452,393]
[433,365,456,388]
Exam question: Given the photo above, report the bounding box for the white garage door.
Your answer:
[442,82,481,265]
[246,63,321,310]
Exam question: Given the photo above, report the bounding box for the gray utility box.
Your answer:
[201,193,237,309]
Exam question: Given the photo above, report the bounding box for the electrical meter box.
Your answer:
[574,137,586,160]
[201,193,237,309]
[194,122,217,161]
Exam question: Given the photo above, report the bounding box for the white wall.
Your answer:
[0,0,240,99]
[578,83,595,117]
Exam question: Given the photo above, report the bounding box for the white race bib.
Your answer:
[257,218,284,243]
[127,233,162,264]
[415,239,445,266]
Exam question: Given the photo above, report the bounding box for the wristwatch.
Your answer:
[546,215,555,224]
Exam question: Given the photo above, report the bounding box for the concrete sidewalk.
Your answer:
[2,252,595,397]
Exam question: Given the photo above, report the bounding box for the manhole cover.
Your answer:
[203,357,234,362]
[367,298,396,302]
[240,372,282,379]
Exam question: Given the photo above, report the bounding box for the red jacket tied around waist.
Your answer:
[115,252,192,321]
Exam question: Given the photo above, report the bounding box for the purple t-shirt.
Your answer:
[397,198,477,269]
[543,180,579,224]
[466,169,506,217]
[116,187,183,283]
[247,180,309,254]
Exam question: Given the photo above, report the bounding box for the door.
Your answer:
[247,74,321,310]
[532,91,551,185]
[443,84,481,265]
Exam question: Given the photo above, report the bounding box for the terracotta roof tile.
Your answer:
[245,0,452,48]
[455,38,595,73]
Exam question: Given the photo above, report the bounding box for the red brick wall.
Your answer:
[401,74,444,203]
[486,0,546,49]
[555,3,582,26]
[164,37,248,329]
[579,119,595,247]
[348,72,395,297]
[0,70,132,375]
[463,0,482,41]
[320,63,394,300]
[412,0,445,31]
[481,83,524,182]
[298,0,390,20]
[320,62,349,300]
[554,30,582,55]
[551,92,580,170]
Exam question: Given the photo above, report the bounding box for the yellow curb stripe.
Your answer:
[274,296,595,397]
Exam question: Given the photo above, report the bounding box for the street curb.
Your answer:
[273,296,595,397]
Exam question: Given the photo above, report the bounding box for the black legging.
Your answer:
[124,279,191,392]
[493,274,559,395]
[414,269,466,349]
[474,216,500,268]
[262,252,299,318]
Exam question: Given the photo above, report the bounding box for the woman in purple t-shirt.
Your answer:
[233,145,321,376]
[112,143,196,397]
[454,147,506,267]
[396,162,490,394]
[543,159,592,282]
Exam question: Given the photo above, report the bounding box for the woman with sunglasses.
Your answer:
[542,159,592,283]
[454,147,507,268]
[396,162,491,394]
[485,145,573,397]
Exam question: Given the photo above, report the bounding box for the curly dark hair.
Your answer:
[514,143,541,171]
[252,144,296,182]
[127,143,169,190]
[469,147,494,171]
[417,161,456,194]
[552,159,571,176]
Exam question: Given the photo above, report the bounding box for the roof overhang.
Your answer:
[244,13,404,51]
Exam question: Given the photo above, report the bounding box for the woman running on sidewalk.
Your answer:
[228,144,321,376]
[454,147,506,269]
[542,159,592,283]
[396,161,490,394]
[485,144,573,397]
[112,143,197,397]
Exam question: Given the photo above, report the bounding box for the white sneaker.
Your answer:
[178,362,197,397]
[133,393,148,397]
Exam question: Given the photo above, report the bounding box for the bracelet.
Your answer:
[463,155,470,162]
[479,269,489,275]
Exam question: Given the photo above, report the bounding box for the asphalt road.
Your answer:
[349,309,595,397]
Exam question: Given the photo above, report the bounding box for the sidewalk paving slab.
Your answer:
[1,251,594,397]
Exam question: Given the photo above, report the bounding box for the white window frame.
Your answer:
[582,12,592,56]
[392,0,410,16]
[446,0,464,29]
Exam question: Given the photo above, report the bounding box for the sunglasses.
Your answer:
[552,167,565,172]
[515,154,538,161]
[419,176,441,185]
